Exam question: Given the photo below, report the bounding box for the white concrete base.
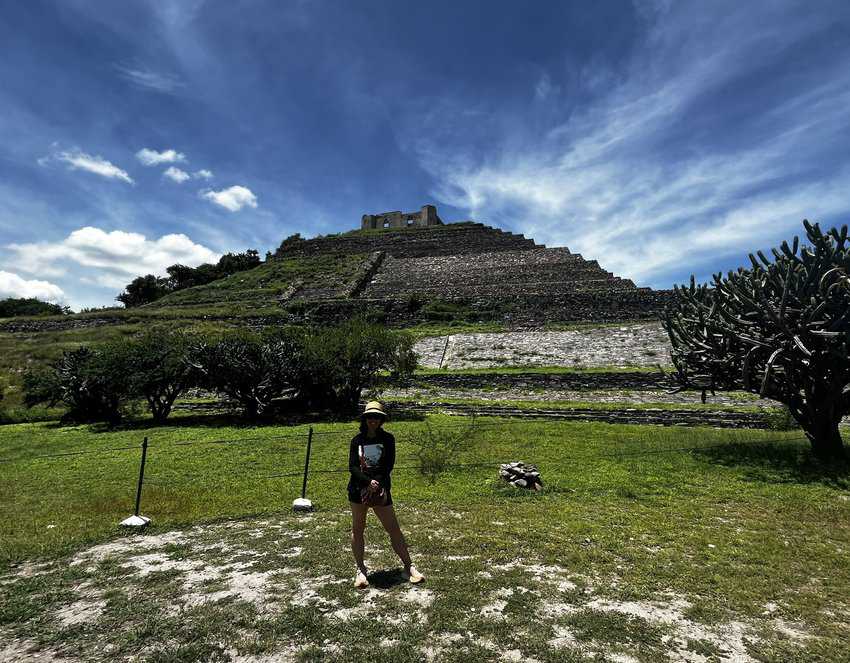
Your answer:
[292,498,314,512]
[120,515,151,528]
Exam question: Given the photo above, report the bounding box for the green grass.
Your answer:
[1,416,848,660]
[149,253,365,309]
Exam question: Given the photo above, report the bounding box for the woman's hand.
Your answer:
[369,479,380,491]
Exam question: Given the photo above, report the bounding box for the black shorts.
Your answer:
[347,484,393,506]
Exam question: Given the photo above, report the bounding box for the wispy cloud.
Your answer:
[201,185,258,212]
[136,148,186,166]
[115,64,184,93]
[0,271,66,303]
[407,4,850,287]
[193,169,214,180]
[41,149,134,184]
[163,166,190,183]
[7,226,219,289]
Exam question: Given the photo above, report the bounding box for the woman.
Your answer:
[348,400,424,588]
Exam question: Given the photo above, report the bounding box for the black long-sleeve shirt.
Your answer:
[348,429,396,492]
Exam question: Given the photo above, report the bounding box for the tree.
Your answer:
[189,329,299,418]
[663,220,850,461]
[23,347,131,424]
[217,249,261,275]
[0,298,70,317]
[119,330,197,423]
[165,264,205,291]
[298,320,417,411]
[116,274,169,307]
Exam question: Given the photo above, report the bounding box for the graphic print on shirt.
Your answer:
[360,443,384,468]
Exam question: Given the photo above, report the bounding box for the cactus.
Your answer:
[662,220,850,460]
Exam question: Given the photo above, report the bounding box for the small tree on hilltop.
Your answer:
[663,220,850,461]
[116,274,169,307]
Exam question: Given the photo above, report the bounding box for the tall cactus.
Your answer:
[662,220,850,460]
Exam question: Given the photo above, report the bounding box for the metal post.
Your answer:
[301,427,313,499]
[121,437,151,527]
[134,437,148,516]
[293,427,314,511]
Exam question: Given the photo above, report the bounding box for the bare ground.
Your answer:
[1,511,834,663]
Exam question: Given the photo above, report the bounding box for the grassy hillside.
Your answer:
[147,252,366,311]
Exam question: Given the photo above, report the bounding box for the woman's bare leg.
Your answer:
[350,502,369,573]
[373,504,412,568]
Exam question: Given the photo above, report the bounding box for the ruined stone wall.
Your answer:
[361,204,443,230]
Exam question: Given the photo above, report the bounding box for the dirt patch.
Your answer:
[2,515,823,662]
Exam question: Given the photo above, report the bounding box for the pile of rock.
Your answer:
[499,462,543,491]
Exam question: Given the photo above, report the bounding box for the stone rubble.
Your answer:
[499,462,543,490]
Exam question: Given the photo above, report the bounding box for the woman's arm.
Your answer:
[383,433,396,475]
[349,436,370,486]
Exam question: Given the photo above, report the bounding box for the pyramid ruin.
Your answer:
[274,206,668,325]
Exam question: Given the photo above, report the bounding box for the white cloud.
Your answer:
[0,271,66,303]
[409,4,850,287]
[46,149,134,184]
[136,148,186,166]
[201,185,258,212]
[7,227,219,289]
[163,166,190,183]
[193,169,214,180]
[115,64,184,93]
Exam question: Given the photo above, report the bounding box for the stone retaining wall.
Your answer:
[385,401,771,429]
[386,371,669,391]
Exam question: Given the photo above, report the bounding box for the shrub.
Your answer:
[23,347,131,424]
[0,297,70,317]
[296,320,416,412]
[189,328,301,418]
[119,329,198,423]
[409,415,479,484]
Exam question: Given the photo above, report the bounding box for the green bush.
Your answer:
[0,297,70,317]
[119,329,198,423]
[189,328,302,418]
[23,347,132,424]
[409,415,479,484]
[297,320,416,412]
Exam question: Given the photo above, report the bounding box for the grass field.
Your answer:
[2,415,849,661]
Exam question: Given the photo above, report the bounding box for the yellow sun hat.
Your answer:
[361,401,387,420]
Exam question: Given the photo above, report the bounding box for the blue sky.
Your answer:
[1,0,849,309]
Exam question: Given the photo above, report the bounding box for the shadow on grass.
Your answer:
[694,441,849,488]
[365,568,409,590]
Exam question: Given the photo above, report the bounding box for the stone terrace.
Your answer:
[275,222,538,259]
[363,247,640,301]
